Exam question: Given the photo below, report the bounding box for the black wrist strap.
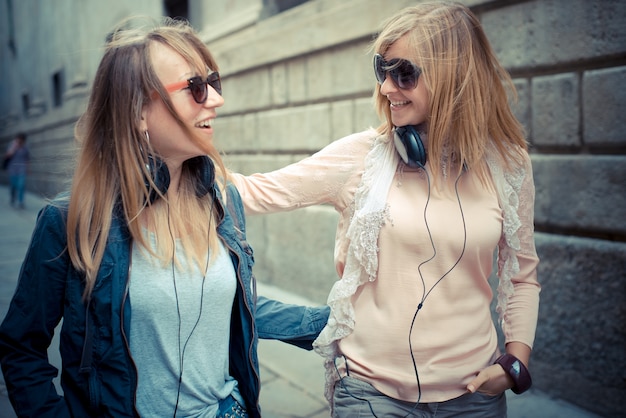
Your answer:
[495,353,532,394]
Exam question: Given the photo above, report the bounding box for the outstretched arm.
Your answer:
[256,296,329,350]
[230,130,374,215]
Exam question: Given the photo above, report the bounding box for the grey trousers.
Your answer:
[333,375,507,418]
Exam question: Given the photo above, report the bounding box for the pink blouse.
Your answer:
[231,128,540,404]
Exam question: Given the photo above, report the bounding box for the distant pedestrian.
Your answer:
[3,132,29,209]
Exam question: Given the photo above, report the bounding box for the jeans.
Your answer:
[217,394,248,418]
[333,375,507,418]
[9,174,26,207]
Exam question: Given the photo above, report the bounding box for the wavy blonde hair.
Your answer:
[69,17,228,300]
[372,1,527,186]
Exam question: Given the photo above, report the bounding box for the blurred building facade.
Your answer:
[0,0,624,415]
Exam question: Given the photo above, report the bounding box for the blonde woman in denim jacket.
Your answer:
[0,17,328,418]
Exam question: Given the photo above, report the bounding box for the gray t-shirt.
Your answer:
[129,237,240,417]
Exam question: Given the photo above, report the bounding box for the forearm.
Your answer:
[504,341,531,366]
[255,296,329,350]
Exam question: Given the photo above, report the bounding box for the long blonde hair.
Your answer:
[372,1,527,186]
[69,17,228,300]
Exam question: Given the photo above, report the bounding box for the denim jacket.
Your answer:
[0,183,329,417]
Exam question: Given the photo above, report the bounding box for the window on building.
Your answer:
[52,70,65,107]
[164,0,188,20]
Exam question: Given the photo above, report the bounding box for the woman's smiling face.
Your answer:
[379,35,430,129]
[142,41,224,164]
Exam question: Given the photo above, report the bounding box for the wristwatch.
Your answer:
[494,353,532,394]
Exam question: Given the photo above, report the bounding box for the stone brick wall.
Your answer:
[209,0,626,415]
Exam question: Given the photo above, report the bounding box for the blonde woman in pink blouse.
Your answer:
[232,2,540,417]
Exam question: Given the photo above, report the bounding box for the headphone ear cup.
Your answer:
[188,156,216,198]
[394,125,427,168]
[145,155,171,204]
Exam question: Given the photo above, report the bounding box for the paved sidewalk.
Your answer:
[0,186,604,417]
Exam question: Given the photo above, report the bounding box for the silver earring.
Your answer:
[145,131,150,143]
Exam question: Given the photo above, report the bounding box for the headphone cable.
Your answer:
[170,198,214,417]
[405,168,467,417]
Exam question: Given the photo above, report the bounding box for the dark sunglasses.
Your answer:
[164,71,222,103]
[373,54,421,90]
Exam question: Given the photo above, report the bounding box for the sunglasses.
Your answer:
[164,71,222,103]
[373,54,421,90]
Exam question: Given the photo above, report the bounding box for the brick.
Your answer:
[329,41,375,97]
[583,66,626,145]
[256,104,331,152]
[482,0,626,70]
[210,113,260,154]
[330,99,354,140]
[287,57,308,104]
[354,97,379,132]
[531,73,580,146]
[512,78,531,140]
[532,233,626,416]
[270,63,288,106]
[532,154,626,235]
[221,69,272,112]
[306,50,334,101]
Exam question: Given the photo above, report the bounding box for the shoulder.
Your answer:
[39,194,70,221]
[21,196,71,252]
[487,144,532,176]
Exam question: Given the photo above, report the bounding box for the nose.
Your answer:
[379,74,397,96]
[204,86,224,108]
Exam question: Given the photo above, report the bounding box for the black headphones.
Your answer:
[393,125,427,168]
[145,155,215,204]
